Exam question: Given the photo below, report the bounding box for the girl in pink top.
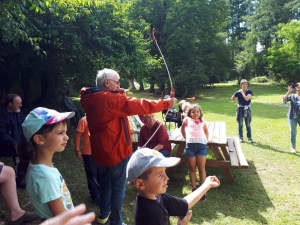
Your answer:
[181,104,209,201]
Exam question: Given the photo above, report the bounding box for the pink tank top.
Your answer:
[184,117,207,144]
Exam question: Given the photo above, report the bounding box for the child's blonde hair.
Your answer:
[187,104,204,122]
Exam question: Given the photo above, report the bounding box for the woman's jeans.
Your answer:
[289,118,300,147]
[237,107,252,139]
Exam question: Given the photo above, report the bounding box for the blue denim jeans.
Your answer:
[82,155,100,199]
[237,107,252,139]
[97,157,129,225]
[159,149,170,157]
[185,143,207,157]
[288,118,300,147]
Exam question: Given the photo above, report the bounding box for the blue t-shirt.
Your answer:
[234,89,253,106]
[26,163,74,219]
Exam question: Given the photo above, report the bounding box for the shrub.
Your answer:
[250,76,269,83]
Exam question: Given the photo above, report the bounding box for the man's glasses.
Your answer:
[109,79,120,85]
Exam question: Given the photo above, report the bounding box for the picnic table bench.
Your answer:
[168,121,249,183]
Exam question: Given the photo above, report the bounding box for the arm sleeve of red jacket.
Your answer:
[108,94,171,117]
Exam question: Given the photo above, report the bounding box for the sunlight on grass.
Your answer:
[126,82,300,225]
[1,82,299,225]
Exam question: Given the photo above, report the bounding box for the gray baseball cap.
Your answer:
[126,148,181,183]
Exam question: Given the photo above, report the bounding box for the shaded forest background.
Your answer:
[0,0,300,108]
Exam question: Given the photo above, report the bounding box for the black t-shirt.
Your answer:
[135,193,188,225]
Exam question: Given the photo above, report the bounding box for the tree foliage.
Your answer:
[3,0,299,104]
[0,0,154,105]
[130,0,233,97]
[266,21,300,83]
[235,0,299,80]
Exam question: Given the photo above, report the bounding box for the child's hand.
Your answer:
[177,210,192,225]
[40,204,95,225]
[205,176,220,188]
[75,150,83,160]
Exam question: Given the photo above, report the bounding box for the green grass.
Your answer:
[1,82,300,225]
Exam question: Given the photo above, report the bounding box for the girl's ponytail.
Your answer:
[17,138,36,162]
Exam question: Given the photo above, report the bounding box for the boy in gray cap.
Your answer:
[126,148,220,225]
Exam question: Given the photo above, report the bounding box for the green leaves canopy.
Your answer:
[266,21,300,83]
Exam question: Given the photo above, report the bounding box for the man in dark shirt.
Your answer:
[0,94,28,188]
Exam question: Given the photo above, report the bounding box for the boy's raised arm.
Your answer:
[183,176,220,209]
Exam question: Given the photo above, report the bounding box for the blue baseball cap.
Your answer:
[22,107,75,141]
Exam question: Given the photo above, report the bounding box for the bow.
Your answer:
[152,28,175,98]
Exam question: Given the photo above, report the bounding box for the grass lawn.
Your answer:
[1,82,300,225]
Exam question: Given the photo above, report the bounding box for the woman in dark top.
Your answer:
[283,82,300,153]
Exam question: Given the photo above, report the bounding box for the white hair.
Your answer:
[181,102,191,112]
[95,68,120,88]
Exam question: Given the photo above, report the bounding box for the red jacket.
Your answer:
[80,87,171,167]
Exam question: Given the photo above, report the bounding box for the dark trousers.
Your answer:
[0,144,28,178]
[97,157,129,225]
[82,154,100,199]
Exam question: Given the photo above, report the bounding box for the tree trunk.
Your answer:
[128,79,136,90]
[149,82,155,93]
[138,81,144,91]
[158,83,165,95]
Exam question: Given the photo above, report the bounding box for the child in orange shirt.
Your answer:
[74,116,100,205]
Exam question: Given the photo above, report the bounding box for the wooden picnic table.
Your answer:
[168,121,248,183]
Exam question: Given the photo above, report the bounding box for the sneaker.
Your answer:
[239,138,244,143]
[248,138,253,144]
[291,148,296,154]
[192,188,196,192]
[7,211,39,225]
[200,194,206,202]
[97,213,110,224]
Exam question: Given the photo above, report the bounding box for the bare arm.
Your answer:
[181,119,187,140]
[153,144,164,151]
[48,197,67,216]
[40,204,95,225]
[203,123,209,142]
[177,210,192,225]
[231,95,237,103]
[283,85,293,102]
[240,90,252,101]
[74,132,83,159]
[183,176,220,209]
